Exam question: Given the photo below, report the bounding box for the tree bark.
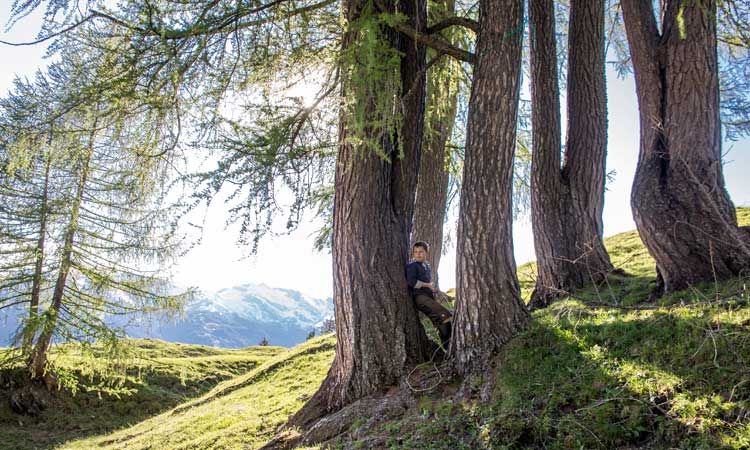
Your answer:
[411,0,460,288]
[288,0,435,429]
[450,0,530,376]
[621,0,750,296]
[528,0,615,310]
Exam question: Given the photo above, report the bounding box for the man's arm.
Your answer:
[405,263,419,288]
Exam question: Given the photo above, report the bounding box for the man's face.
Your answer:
[412,246,427,262]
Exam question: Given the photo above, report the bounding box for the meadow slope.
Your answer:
[0,341,285,449]
[2,208,749,449]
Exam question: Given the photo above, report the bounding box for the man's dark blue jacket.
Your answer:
[405,260,434,298]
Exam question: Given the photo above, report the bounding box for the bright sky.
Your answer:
[1,6,748,300]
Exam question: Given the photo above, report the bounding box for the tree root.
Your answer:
[455,357,497,403]
[528,287,562,311]
[260,392,415,449]
[9,380,54,416]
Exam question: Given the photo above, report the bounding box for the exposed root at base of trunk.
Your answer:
[529,267,633,312]
[455,357,497,403]
[646,267,666,302]
[528,287,563,311]
[262,356,459,449]
[260,392,416,450]
[262,348,527,449]
[9,379,55,416]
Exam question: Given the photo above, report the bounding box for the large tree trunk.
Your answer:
[621,0,750,296]
[289,0,435,429]
[450,0,530,376]
[528,0,615,310]
[411,0,460,288]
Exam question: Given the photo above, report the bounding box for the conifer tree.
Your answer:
[0,44,191,384]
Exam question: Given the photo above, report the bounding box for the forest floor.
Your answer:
[0,208,748,449]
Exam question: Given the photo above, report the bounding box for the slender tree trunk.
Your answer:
[450,0,530,376]
[22,156,51,352]
[529,0,567,308]
[621,0,750,296]
[528,0,615,310]
[411,0,460,288]
[289,0,434,428]
[28,125,96,379]
[563,0,613,284]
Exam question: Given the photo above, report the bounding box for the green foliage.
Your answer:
[96,0,340,252]
[423,0,464,152]
[0,38,192,382]
[339,0,406,161]
[310,184,334,252]
[10,0,343,253]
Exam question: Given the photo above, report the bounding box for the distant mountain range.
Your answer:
[0,283,334,348]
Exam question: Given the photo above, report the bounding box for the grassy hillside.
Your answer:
[343,208,750,449]
[0,340,285,449]
[2,208,749,449]
[59,336,335,449]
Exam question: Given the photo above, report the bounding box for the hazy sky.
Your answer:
[1,5,748,299]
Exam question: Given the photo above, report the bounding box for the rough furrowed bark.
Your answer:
[411,0,460,288]
[411,100,452,288]
[528,0,615,310]
[287,0,436,431]
[622,0,750,297]
[528,0,567,310]
[450,0,530,377]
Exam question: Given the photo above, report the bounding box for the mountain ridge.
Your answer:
[0,283,334,348]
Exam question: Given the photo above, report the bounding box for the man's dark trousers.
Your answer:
[413,293,452,349]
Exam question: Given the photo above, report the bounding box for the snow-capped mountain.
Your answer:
[0,283,334,348]
[204,283,332,327]
[123,283,334,347]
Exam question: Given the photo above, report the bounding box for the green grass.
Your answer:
[353,299,750,449]
[60,335,335,450]
[0,339,285,450]
[2,208,749,449]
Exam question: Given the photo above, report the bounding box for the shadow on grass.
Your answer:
[363,302,749,449]
[483,304,750,449]
[0,356,262,450]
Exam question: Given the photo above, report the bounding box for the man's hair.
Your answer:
[412,241,429,252]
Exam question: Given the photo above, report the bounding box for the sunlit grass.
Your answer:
[0,340,285,449]
[60,335,335,449]
[344,208,750,449]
